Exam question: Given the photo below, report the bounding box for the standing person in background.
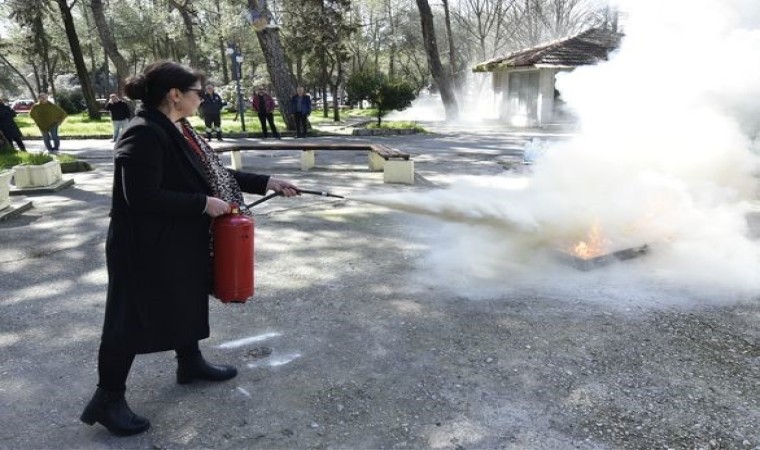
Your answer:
[251,86,280,139]
[200,84,225,141]
[290,86,311,138]
[29,93,67,153]
[105,94,133,142]
[0,98,26,151]
[79,60,300,437]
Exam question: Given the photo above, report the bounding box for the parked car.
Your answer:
[11,99,34,113]
[96,98,109,113]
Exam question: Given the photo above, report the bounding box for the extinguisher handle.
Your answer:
[246,192,282,208]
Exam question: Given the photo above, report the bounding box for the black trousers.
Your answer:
[204,113,222,138]
[293,112,308,137]
[1,129,25,151]
[97,341,200,392]
[258,113,279,138]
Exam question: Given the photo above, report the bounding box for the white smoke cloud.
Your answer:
[362,0,760,305]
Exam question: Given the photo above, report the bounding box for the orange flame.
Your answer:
[570,221,609,260]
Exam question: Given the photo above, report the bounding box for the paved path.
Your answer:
[1,126,758,449]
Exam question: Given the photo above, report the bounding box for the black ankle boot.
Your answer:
[80,388,150,436]
[176,353,237,384]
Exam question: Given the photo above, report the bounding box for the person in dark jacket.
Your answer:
[79,61,300,437]
[104,93,133,142]
[200,84,226,141]
[251,86,280,139]
[0,99,26,151]
[290,86,312,138]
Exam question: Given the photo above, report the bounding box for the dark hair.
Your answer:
[124,61,205,108]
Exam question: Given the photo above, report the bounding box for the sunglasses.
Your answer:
[185,88,204,98]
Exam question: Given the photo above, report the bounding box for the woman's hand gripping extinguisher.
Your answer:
[212,203,254,303]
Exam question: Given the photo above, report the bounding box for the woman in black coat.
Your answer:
[80,61,299,436]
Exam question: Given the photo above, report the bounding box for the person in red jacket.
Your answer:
[251,86,280,139]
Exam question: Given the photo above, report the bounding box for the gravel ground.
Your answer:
[0,129,758,449]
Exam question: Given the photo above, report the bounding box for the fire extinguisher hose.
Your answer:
[246,189,345,208]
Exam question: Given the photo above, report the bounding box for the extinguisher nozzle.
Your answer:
[246,188,345,209]
[298,189,345,199]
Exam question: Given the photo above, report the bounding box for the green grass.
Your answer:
[344,108,379,118]
[16,113,112,137]
[13,107,382,138]
[0,151,22,170]
[55,153,78,163]
[15,111,279,137]
[367,121,426,132]
[0,145,84,170]
[309,108,379,123]
[0,146,82,170]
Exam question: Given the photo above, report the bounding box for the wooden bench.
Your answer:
[215,142,415,184]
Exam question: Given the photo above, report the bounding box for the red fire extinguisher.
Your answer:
[212,203,254,303]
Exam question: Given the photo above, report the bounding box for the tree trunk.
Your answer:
[56,0,99,118]
[32,13,52,95]
[331,62,343,122]
[0,54,37,99]
[386,0,395,78]
[81,2,97,85]
[46,56,57,99]
[168,0,199,67]
[219,37,229,84]
[441,0,459,87]
[321,58,329,118]
[103,47,109,96]
[90,0,130,95]
[32,64,42,95]
[415,0,459,120]
[331,84,340,122]
[248,0,297,130]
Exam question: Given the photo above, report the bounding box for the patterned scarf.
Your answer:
[177,118,252,216]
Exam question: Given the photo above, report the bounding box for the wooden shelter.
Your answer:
[473,28,623,127]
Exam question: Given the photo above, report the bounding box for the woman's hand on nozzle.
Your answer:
[267,178,301,197]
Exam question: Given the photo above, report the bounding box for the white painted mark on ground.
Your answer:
[247,352,302,369]
[236,387,252,398]
[217,332,282,349]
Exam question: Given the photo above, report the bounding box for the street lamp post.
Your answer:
[226,44,246,132]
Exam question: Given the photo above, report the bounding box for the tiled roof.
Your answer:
[472,28,623,72]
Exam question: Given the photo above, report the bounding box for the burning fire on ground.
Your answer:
[568,221,611,260]
[556,220,649,270]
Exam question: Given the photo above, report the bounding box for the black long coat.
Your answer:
[0,103,22,140]
[102,108,269,354]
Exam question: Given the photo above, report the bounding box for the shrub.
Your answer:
[25,152,55,165]
[346,70,384,106]
[55,90,87,114]
[346,71,416,125]
[375,80,415,126]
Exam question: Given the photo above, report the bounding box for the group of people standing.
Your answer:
[0,84,312,152]
[107,84,316,142]
[249,84,313,139]
[251,86,311,139]
[0,93,68,153]
[199,83,312,141]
